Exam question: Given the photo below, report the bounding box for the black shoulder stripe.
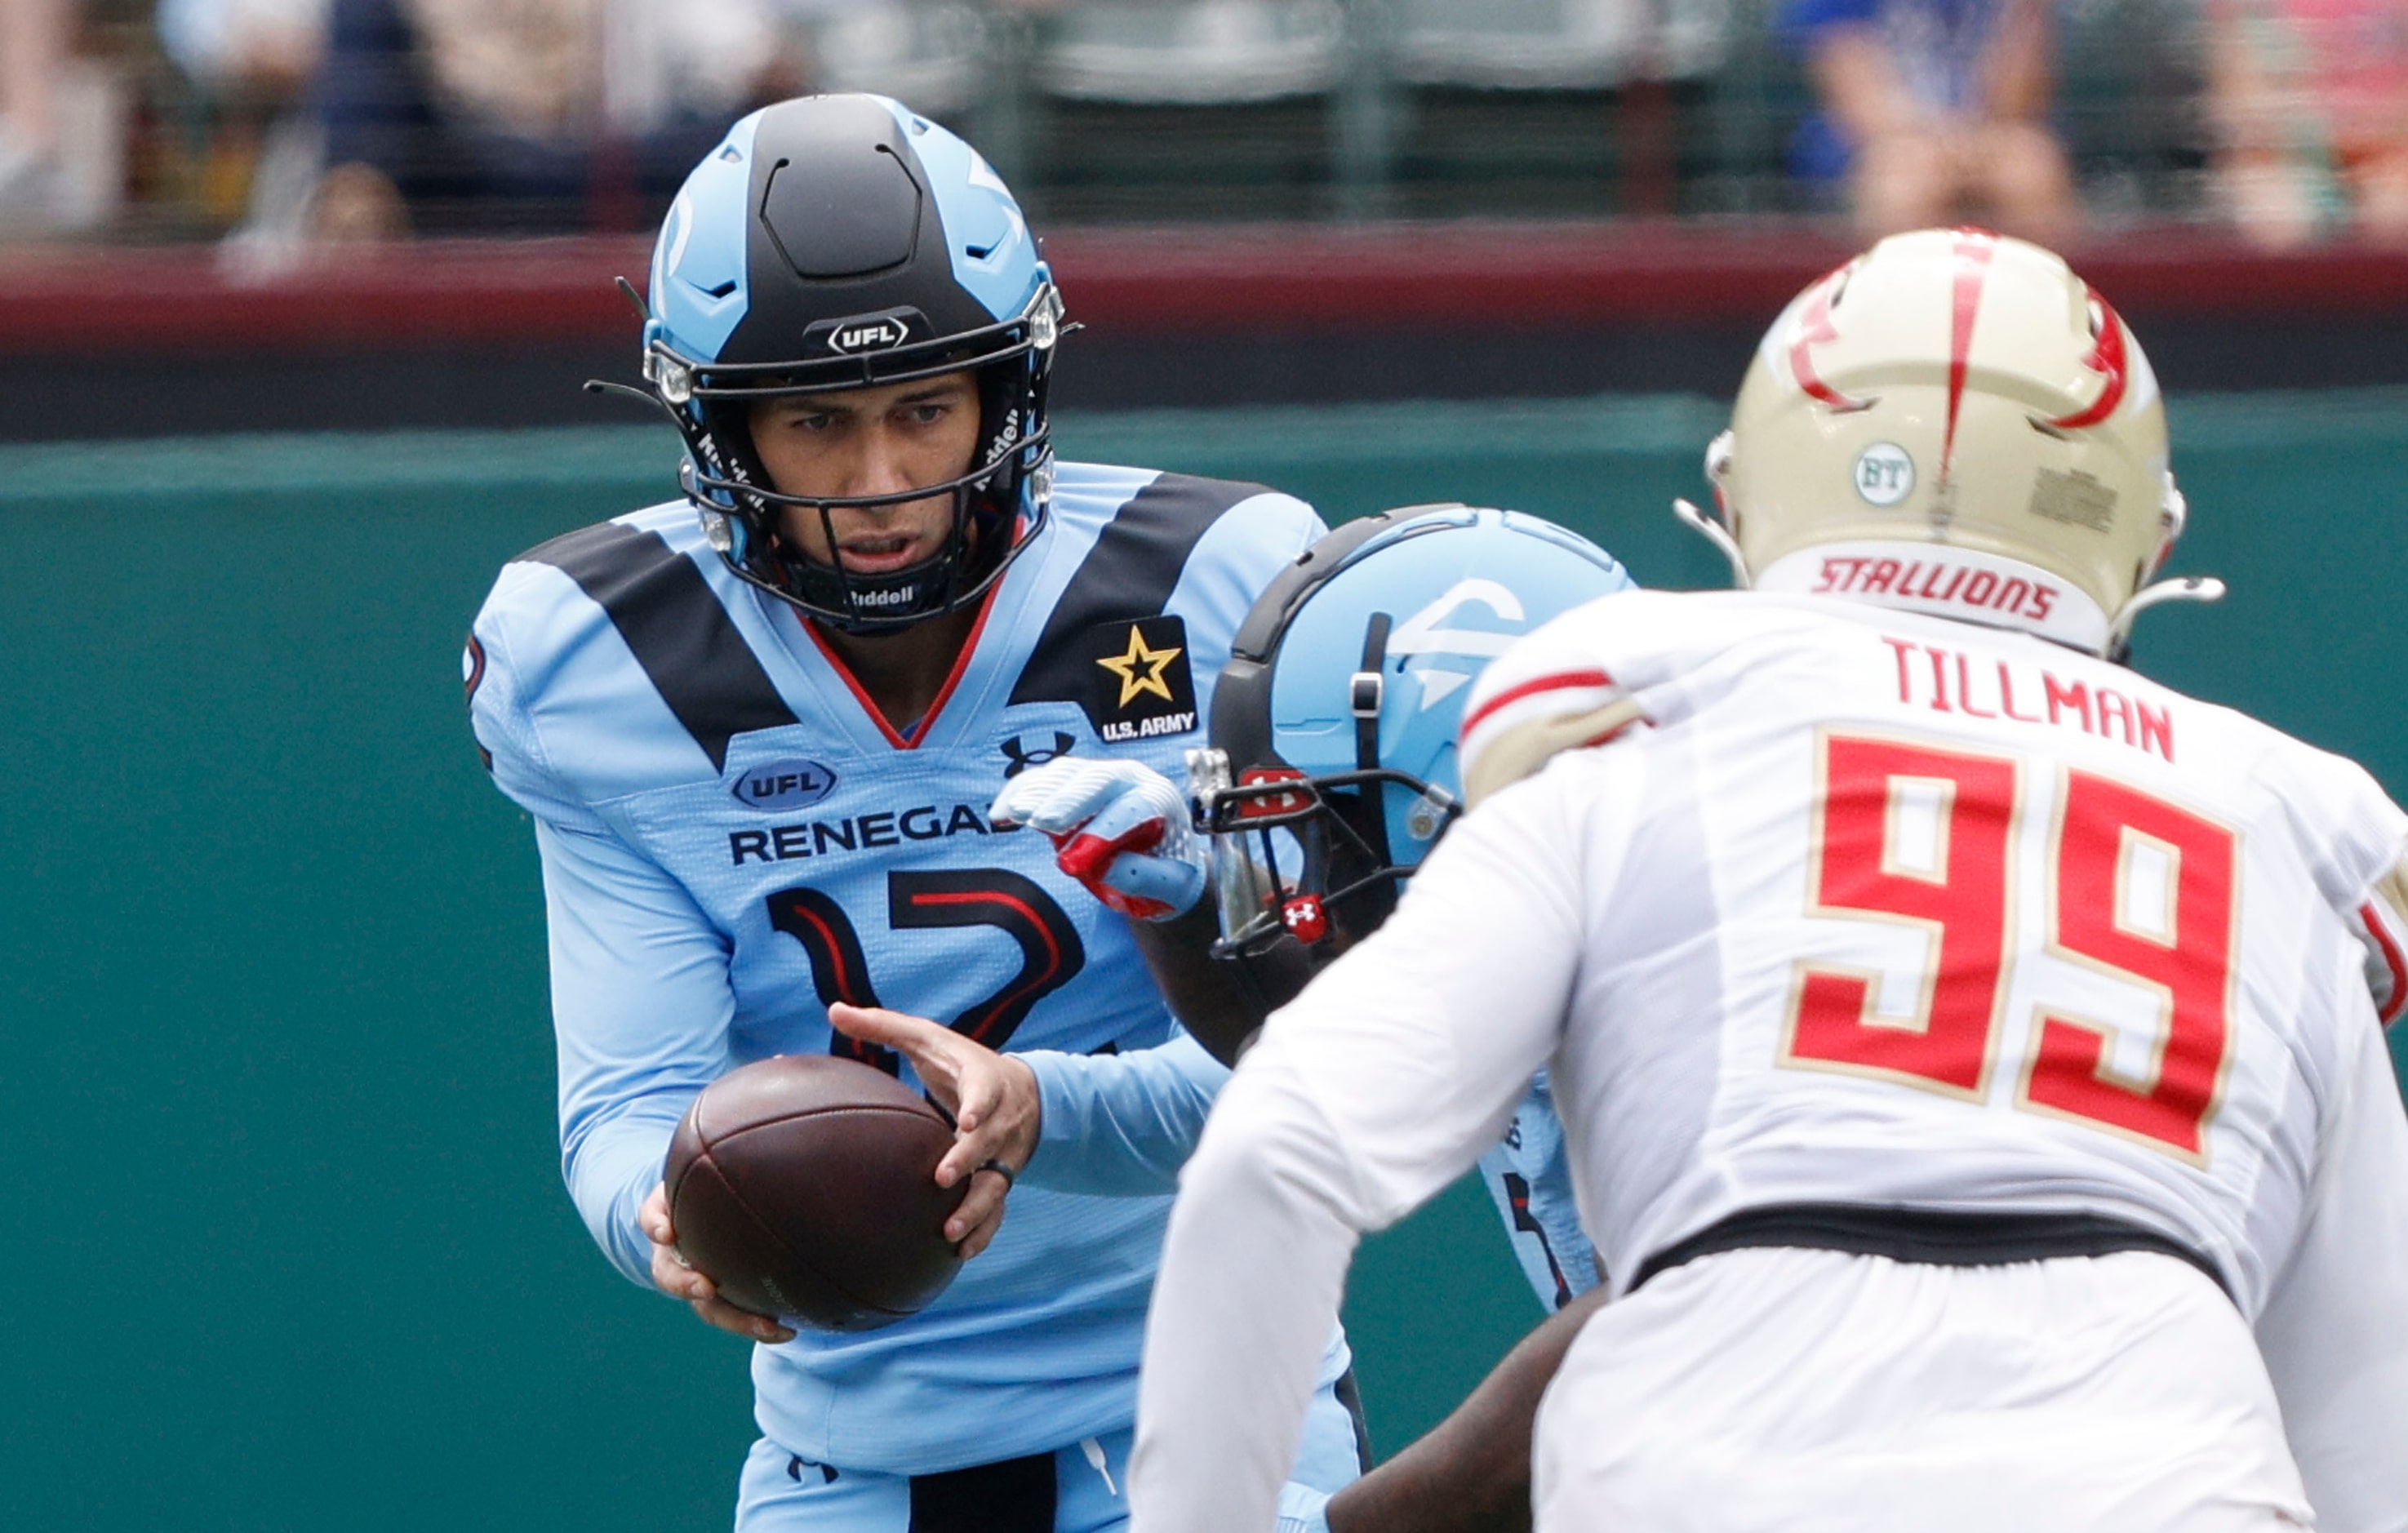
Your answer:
[520,521,799,771]
[1007,471,1275,707]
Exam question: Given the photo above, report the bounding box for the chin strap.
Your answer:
[1673,498,1752,589]
[2106,575,2226,655]
[1352,612,1390,774]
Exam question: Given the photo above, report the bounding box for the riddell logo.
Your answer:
[983,411,1023,467]
[827,318,909,354]
[695,433,754,487]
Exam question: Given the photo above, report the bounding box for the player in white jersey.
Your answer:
[1127,229,2408,1533]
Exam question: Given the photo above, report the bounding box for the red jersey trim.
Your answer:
[2362,900,2408,1027]
[1460,667,1617,741]
[805,584,1002,751]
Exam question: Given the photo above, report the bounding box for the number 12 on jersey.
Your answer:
[1782,729,2238,1161]
[767,870,1089,1072]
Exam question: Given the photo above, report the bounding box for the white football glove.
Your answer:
[989,756,1206,922]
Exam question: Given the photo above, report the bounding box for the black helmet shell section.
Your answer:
[1208,507,1471,948]
[728,96,1002,369]
[648,94,1063,633]
[1211,508,1453,783]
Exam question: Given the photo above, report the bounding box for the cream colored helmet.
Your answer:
[1680,228,2219,655]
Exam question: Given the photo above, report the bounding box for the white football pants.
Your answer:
[1533,1246,2312,1533]
[735,1374,1364,1532]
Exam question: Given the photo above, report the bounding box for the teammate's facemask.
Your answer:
[1192,505,1634,964]
[639,93,1065,633]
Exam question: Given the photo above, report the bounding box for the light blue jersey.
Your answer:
[1022,1033,1228,1197]
[469,464,1335,1477]
[1034,1033,1601,1313]
[1476,1076,1603,1311]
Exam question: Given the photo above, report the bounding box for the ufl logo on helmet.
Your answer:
[810,307,924,356]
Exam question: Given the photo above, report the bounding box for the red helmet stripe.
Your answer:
[2042,287,2132,430]
[1787,265,1874,414]
[1942,229,2001,482]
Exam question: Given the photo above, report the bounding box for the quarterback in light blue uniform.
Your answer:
[468,94,1358,1531]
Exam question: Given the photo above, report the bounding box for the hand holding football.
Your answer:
[662,1054,969,1332]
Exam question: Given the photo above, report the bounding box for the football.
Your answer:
[664,1054,968,1332]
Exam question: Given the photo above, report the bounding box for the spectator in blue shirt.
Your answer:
[1784,0,2076,243]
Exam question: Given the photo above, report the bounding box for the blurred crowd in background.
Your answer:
[11,0,2408,253]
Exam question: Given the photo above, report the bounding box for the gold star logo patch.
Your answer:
[1095,624,1184,708]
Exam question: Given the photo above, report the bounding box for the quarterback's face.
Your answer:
[750,371,983,576]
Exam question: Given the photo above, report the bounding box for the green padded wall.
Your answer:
[4,392,2402,1531]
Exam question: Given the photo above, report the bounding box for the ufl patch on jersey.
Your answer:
[730,757,840,812]
[1085,615,1197,742]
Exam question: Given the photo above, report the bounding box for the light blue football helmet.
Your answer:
[643,93,1064,631]
[1193,504,1633,958]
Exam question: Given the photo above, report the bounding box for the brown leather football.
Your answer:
[663,1054,967,1332]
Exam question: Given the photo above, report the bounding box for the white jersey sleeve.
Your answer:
[2252,1007,2408,1533]
[1129,748,1611,1533]
[2332,824,2408,1032]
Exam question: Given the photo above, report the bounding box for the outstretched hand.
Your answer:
[990,756,1206,921]
[829,1002,1041,1260]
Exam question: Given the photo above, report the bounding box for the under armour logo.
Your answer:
[787,1456,838,1486]
[1001,732,1077,777]
[1282,895,1330,944]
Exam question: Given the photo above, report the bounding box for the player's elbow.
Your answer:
[558,1107,687,1290]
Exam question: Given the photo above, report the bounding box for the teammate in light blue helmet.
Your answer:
[858,504,1635,1533]
[1185,504,1623,1313]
